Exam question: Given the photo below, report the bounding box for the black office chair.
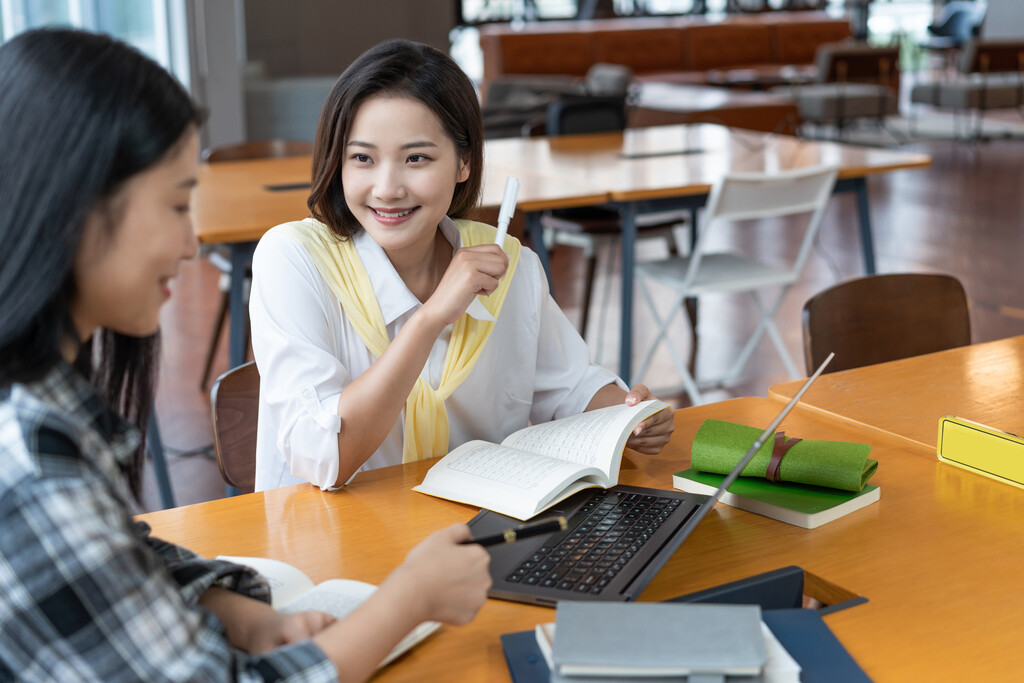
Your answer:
[539,95,691,344]
[919,1,987,71]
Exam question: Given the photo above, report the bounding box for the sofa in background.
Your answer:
[479,13,853,93]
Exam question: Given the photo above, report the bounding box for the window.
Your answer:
[0,0,188,87]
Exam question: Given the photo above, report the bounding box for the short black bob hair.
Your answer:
[308,39,484,239]
[0,28,202,496]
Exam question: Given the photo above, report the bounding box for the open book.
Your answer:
[413,399,669,520]
[218,555,439,667]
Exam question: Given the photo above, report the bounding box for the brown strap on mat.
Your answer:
[767,432,802,482]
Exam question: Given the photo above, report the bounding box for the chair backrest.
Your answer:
[802,273,971,375]
[814,42,900,88]
[202,139,313,163]
[546,94,627,136]
[684,164,839,291]
[958,39,1024,75]
[210,361,260,493]
[928,2,986,41]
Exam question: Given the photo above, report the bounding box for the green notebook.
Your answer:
[673,469,880,530]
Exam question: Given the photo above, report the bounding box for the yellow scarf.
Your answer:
[278,218,521,462]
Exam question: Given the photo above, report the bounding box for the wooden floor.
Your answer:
[141,119,1024,512]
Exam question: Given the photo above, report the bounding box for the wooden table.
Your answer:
[139,392,1024,681]
[194,125,931,376]
[769,335,1024,453]
[704,64,818,90]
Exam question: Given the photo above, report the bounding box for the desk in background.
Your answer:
[193,124,931,378]
[139,387,1024,681]
[629,82,801,134]
[769,335,1024,453]
[488,125,930,378]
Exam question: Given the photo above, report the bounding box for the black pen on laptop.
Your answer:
[463,515,567,547]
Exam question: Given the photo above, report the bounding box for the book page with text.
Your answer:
[502,400,667,479]
[413,440,608,519]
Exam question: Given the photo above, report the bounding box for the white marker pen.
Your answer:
[494,176,519,248]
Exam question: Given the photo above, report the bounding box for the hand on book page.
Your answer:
[218,554,443,668]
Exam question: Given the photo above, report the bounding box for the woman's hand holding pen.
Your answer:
[421,245,508,326]
[383,523,492,626]
[624,384,674,454]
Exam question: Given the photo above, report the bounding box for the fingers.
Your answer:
[442,522,473,543]
[625,383,653,406]
[625,387,674,454]
[423,245,510,325]
[401,524,492,625]
[454,246,509,296]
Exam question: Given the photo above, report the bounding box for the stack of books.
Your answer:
[533,602,799,683]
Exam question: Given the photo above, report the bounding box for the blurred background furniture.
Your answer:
[539,93,691,341]
[479,14,851,95]
[910,39,1024,140]
[802,273,971,375]
[632,164,838,404]
[198,140,314,391]
[917,1,988,73]
[772,42,900,135]
[630,81,801,134]
[210,361,260,495]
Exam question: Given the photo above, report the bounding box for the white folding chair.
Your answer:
[631,164,839,404]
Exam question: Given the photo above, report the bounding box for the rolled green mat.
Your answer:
[691,419,877,492]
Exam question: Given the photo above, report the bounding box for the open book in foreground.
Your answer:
[218,555,440,667]
[413,399,669,520]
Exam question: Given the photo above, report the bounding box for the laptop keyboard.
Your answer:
[503,490,682,595]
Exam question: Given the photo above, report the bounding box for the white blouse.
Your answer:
[249,216,625,491]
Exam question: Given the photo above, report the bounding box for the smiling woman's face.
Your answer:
[341,94,470,264]
[71,129,200,342]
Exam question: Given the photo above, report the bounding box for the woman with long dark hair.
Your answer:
[0,28,489,682]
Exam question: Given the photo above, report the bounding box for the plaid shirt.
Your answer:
[0,364,337,682]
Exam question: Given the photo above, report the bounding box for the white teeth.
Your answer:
[372,207,414,218]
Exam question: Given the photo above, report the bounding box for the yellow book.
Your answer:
[937,416,1024,490]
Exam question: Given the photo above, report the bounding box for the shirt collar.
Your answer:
[352,217,462,327]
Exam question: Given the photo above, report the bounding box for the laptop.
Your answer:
[467,354,833,607]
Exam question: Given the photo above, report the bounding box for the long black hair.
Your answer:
[308,39,484,239]
[0,29,203,496]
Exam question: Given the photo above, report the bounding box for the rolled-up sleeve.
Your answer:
[250,230,348,490]
[524,251,626,423]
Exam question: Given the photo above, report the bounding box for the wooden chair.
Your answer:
[198,139,314,391]
[802,273,971,376]
[210,361,260,494]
